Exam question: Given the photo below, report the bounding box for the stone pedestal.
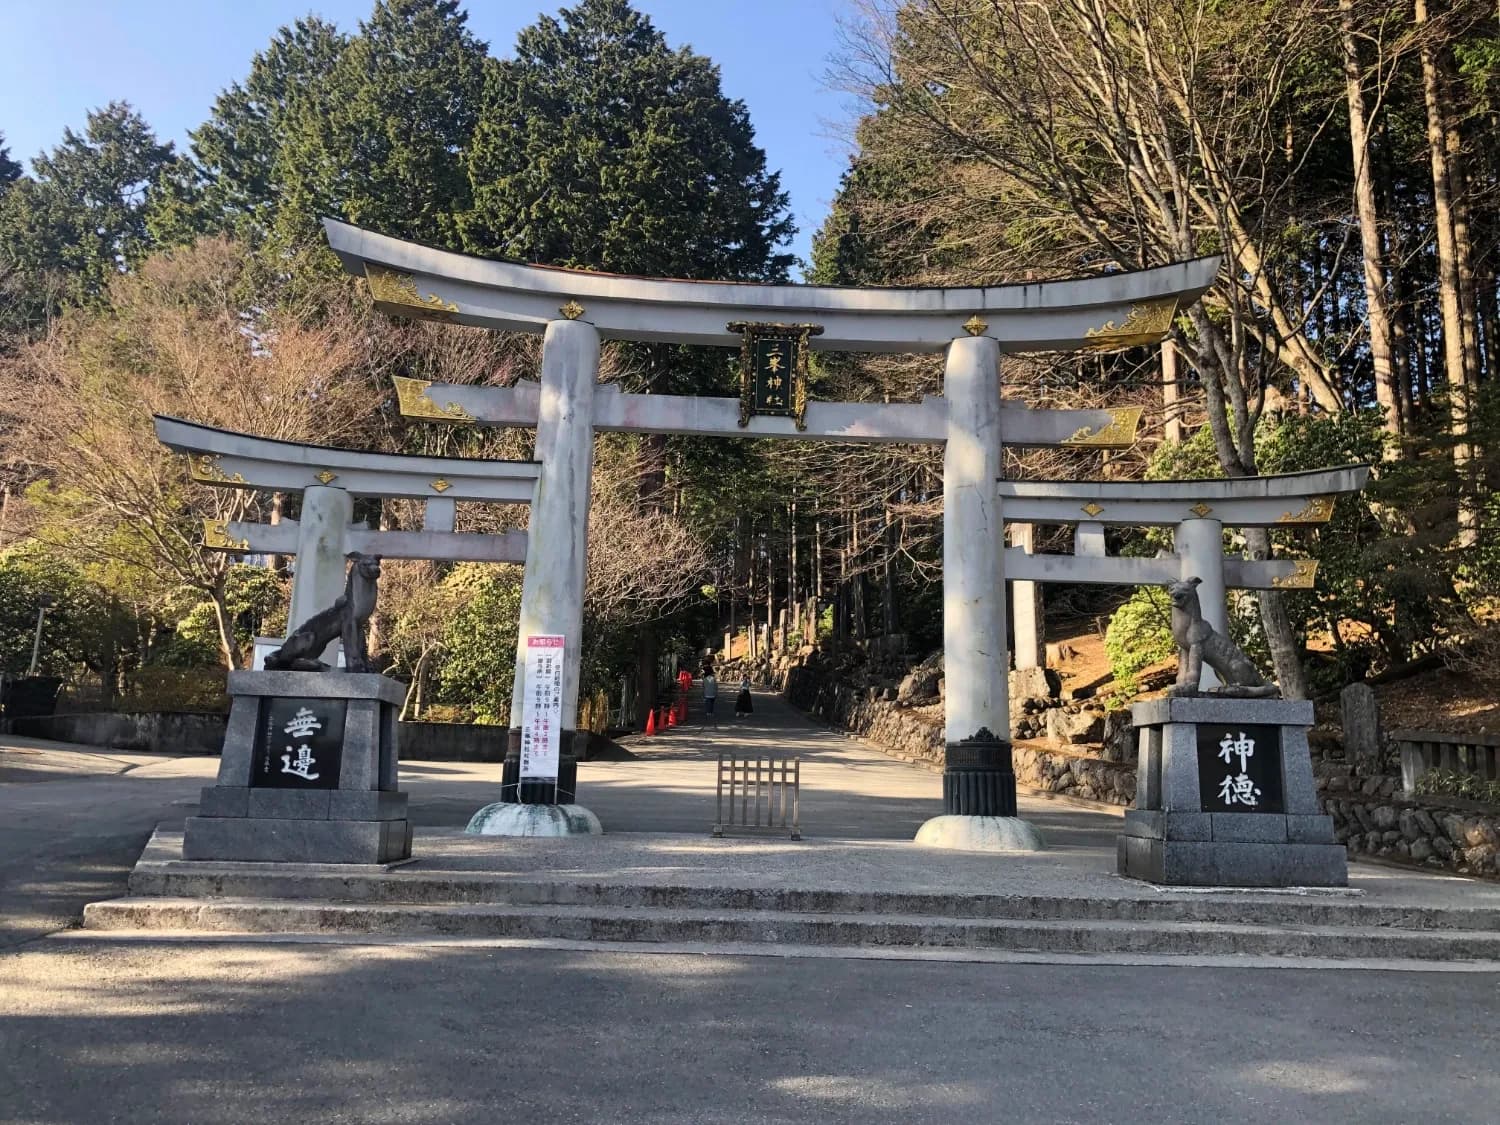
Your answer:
[1118,696,1346,887]
[184,671,412,865]
[916,731,1045,853]
[465,729,599,838]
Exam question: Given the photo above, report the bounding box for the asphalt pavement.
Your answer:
[2,939,1497,1124]
[4,696,1499,1123]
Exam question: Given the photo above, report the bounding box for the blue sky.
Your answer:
[0,0,861,271]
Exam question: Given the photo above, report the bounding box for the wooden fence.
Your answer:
[1391,729,1500,796]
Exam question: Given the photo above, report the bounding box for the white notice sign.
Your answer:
[519,634,565,781]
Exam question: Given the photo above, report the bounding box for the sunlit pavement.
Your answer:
[3,937,1498,1124]
[4,695,1500,1123]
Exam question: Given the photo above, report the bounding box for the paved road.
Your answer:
[0,737,208,950]
[5,697,1500,1122]
[2,938,1496,1124]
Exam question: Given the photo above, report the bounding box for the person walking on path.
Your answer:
[734,675,753,719]
[702,671,718,727]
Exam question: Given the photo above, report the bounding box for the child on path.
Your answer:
[734,675,753,718]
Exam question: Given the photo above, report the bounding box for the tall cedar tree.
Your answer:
[459,0,794,282]
[272,0,487,251]
[0,133,20,189]
[0,103,173,308]
[147,18,347,246]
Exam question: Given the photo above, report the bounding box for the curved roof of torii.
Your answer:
[996,465,1371,527]
[153,415,539,503]
[323,218,1221,354]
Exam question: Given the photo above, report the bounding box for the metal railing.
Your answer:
[1391,729,1500,796]
[714,753,800,839]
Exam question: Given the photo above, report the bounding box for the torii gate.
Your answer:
[324,217,1220,849]
[153,416,537,663]
[1001,465,1370,684]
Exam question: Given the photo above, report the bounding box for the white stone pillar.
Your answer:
[509,318,600,730]
[288,486,353,665]
[1009,523,1044,671]
[916,336,1040,851]
[1175,517,1227,689]
[942,335,1008,743]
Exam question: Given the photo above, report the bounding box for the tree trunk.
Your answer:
[1480,284,1500,396]
[788,500,799,623]
[634,628,658,730]
[1162,341,1184,443]
[1243,528,1308,700]
[814,513,824,598]
[1339,0,1401,442]
[636,433,668,509]
[212,587,243,671]
[1416,0,1478,543]
[765,524,775,653]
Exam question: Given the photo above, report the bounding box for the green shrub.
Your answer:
[1104,587,1176,696]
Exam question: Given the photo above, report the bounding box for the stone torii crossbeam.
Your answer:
[323,216,1222,849]
[155,416,538,662]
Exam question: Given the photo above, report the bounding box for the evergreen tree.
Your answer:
[460,0,794,280]
[273,0,487,251]
[0,132,20,191]
[147,18,347,245]
[0,103,173,308]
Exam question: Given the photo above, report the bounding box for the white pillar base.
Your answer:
[465,802,603,837]
[914,815,1045,853]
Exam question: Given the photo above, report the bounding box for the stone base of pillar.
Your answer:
[941,731,1018,816]
[917,732,1043,852]
[498,727,580,805]
[914,815,1045,852]
[466,802,602,837]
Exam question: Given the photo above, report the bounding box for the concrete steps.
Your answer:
[84,851,1500,962]
[81,895,1500,960]
[84,828,1500,962]
[119,865,1500,931]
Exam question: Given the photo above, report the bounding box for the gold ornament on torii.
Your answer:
[1082,298,1180,352]
[365,266,459,320]
[202,519,250,551]
[393,376,476,424]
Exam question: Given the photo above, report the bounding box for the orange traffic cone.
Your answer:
[645,708,656,737]
[667,706,677,728]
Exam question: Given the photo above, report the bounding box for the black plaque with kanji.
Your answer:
[1196,722,1284,813]
[751,333,796,416]
[250,697,347,789]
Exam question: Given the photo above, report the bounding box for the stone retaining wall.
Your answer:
[1316,759,1500,878]
[782,656,1136,806]
[3,711,228,755]
[2,710,514,763]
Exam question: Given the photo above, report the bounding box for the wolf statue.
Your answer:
[264,552,382,673]
[1166,576,1278,698]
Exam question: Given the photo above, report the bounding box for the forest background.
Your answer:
[0,0,1497,724]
